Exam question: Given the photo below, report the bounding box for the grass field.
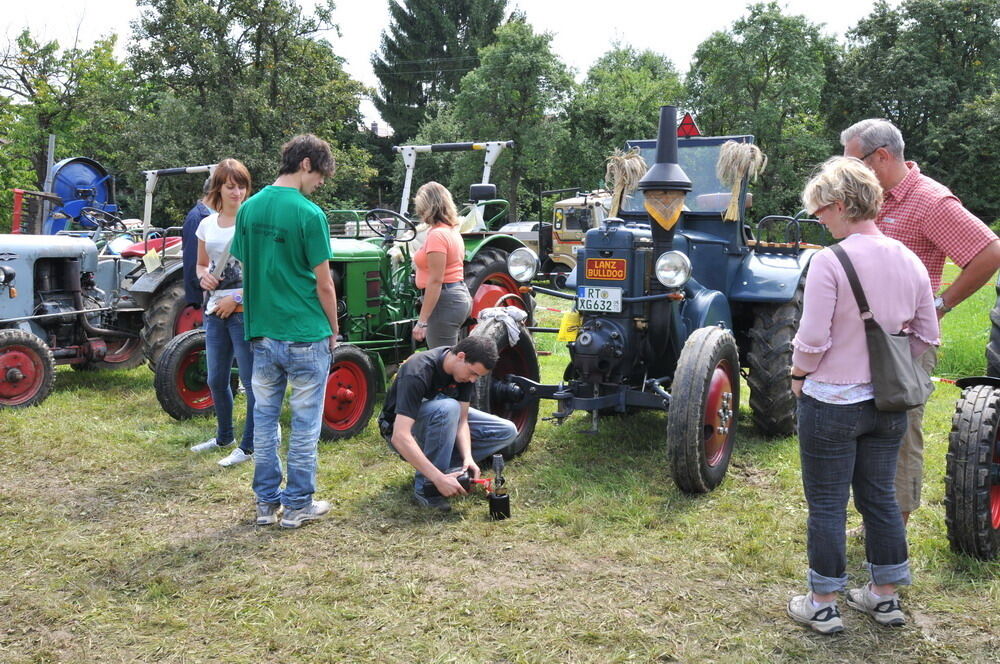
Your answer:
[1,264,998,663]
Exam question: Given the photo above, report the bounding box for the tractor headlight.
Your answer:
[507,247,538,283]
[655,251,692,289]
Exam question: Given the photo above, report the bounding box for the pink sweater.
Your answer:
[792,230,939,383]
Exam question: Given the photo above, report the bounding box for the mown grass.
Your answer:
[1,264,998,663]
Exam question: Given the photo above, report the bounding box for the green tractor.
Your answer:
[154,142,540,448]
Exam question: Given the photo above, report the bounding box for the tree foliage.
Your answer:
[371,0,508,142]
[686,2,837,215]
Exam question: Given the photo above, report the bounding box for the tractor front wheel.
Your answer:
[667,326,740,493]
[142,280,203,370]
[469,318,540,459]
[320,345,377,441]
[155,329,218,420]
[0,329,56,408]
[945,385,1000,560]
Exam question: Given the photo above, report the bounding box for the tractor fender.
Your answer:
[680,280,732,333]
[127,261,184,309]
[728,248,819,304]
[462,233,526,261]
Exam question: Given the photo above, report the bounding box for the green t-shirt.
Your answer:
[231,185,333,342]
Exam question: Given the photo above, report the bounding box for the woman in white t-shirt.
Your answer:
[189,159,256,467]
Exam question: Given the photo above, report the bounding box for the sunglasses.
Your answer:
[860,143,888,161]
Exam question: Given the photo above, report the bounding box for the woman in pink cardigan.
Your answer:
[786,157,939,634]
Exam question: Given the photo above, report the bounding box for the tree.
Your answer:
[686,2,837,214]
[560,45,684,192]
[448,19,573,219]
[825,0,1000,218]
[126,0,374,219]
[371,0,508,142]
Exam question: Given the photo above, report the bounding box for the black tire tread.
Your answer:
[141,280,187,370]
[986,280,1000,378]
[154,329,214,421]
[944,385,1000,560]
[0,329,56,408]
[746,283,803,437]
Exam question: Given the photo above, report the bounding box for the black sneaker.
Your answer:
[787,594,844,634]
[413,489,452,512]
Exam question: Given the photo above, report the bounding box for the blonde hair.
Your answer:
[207,158,252,211]
[802,156,883,222]
[414,181,458,227]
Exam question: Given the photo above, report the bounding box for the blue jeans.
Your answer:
[410,394,517,494]
[250,337,331,509]
[797,394,911,594]
[204,312,255,453]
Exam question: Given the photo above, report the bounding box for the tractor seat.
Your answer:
[119,236,183,258]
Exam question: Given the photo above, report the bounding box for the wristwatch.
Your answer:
[934,295,951,314]
[232,292,243,305]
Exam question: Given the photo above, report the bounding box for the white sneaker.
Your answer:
[218,448,253,467]
[191,438,233,453]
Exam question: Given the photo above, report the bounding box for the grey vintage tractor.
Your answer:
[944,272,1000,560]
[470,106,821,493]
[0,233,146,407]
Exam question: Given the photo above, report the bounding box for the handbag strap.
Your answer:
[829,243,873,319]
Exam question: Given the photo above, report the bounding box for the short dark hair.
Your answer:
[453,335,499,370]
[279,134,335,177]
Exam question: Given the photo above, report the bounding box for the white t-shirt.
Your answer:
[195,212,243,314]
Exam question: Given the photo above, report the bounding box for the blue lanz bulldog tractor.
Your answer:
[479,106,821,492]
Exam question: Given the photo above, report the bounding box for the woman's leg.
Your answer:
[204,313,236,445]
[228,313,255,454]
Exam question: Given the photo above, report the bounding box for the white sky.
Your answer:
[8,0,900,127]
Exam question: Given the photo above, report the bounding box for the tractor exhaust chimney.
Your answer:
[638,106,692,194]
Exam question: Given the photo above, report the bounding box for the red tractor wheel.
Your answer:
[155,329,218,420]
[469,318,540,459]
[945,384,1000,560]
[0,329,56,408]
[320,345,377,441]
[464,247,534,327]
[142,280,204,370]
[667,326,740,493]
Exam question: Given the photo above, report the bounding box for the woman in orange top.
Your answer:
[412,182,472,348]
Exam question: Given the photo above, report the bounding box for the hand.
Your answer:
[214,295,238,319]
[199,273,220,290]
[329,335,339,353]
[463,459,481,480]
[791,380,803,398]
[412,324,427,342]
[431,470,468,498]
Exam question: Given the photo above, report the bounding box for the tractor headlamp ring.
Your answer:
[654,251,692,289]
[507,247,539,283]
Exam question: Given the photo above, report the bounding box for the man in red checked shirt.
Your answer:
[842,118,1000,528]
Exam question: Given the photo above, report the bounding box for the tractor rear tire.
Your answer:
[142,280,203,370]
[747,282,803,437]
[464,247,534,327]
[0,329,56,408]
[945,385,1000,560]
[987,279,1000,378]
[320,345,377,441]
[470,318,540,459]
[548,263,571,290]
[667,326,740,494]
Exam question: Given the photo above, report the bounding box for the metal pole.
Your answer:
[41,134,56,225]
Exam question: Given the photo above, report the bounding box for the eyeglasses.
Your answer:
[860,144,888,161]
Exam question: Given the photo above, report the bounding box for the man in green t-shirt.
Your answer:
[231,134,339,529]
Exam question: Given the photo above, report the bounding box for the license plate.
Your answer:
[576,286,622,313]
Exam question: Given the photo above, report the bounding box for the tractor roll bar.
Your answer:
[392,141,514,215]
[141,164,215,232]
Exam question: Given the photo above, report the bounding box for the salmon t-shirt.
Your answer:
[414,225,465,288]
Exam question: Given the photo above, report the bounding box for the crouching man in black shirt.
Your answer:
[379,335,517,511]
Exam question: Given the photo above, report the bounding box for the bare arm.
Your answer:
[313,261,340,352]
[413,251,446,343]
[390,415,468,496]
[940,239,1000,315]
[196,240,220,290]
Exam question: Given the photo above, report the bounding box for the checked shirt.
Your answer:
[876,162,996,293]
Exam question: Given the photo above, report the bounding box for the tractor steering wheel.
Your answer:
[80,207,128,233]
[364,209,418,242]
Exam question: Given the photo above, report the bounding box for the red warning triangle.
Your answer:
[677,112,701,137]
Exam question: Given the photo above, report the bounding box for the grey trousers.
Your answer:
[426,282,472,349]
